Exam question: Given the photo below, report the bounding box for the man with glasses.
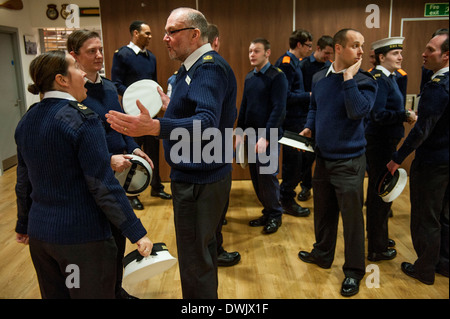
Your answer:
[274,29,313,218]
[106,7,237,299]
[111,21,172,212]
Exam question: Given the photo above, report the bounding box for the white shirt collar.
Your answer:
[432,66,449,79]
[375,65,395,77]
[43,91,77,101]
[325,63,347,77]
[84,73,102,84]
[127,41,147,55]
[183,43,213,71]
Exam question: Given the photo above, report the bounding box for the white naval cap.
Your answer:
[371,37,405,54]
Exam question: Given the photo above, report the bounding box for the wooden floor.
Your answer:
[0,166,448,300]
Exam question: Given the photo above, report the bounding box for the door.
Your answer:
[0,28,24,175]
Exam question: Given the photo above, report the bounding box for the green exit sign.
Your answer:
[424,3,449,16]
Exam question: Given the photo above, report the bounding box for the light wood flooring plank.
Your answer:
[0,167,448,299]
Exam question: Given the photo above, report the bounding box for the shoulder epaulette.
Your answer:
[432,74,447,83]
[26,102,39,113]
[68,101,95,117]
[396,68,407,76]
[282,56,291,64]
[184,53,227,82]
[202,54,215,63]
[114,46,131,54]
[427,74,448,94]
[264,65,285,80]
[360,70,377,80]
[370,68,383,79]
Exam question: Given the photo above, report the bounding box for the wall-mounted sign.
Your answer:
[61,3,72,20]
[46,4,58,20]
[424,3,449,17]
[79,7,99,17]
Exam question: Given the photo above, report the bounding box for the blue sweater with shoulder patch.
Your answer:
[158,51,237,184]
[15,98,147,245]
[305,68,378,160]
[392,72,449,165]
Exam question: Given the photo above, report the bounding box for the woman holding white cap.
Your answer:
[15,51,153,299]
[365,37,417,262]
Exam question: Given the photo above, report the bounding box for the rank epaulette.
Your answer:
[68,101,95,117]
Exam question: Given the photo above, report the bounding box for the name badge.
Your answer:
[185,75,191,85]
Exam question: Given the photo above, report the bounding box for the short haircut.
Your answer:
[180,8,209,40]
[129,20,146,35]
[67,29,101,54]
[432,28,448,37]
[206,24,219,44]
[289,29,313,49]
[333,28,360,48]
[435,31,449,53]
[251,38,271,51]
[317,35,333,50]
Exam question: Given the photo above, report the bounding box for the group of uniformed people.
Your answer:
[14,5,448,299]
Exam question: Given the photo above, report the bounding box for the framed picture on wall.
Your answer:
[24,35,37,55]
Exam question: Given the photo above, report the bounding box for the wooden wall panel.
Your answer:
[199,0,293,180]
[391,0,449,94]
[99,0,196,182]
[100,0,196,84]
[294,0,391,72]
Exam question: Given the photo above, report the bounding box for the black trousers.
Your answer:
[300,151,316,190]
[110,223,126,295]
[215,199,229,254]
[280,125,303,203]
[365,135,400,253]
[29,237,117,299]
[311,155,366,279]
[171,172,232,299]
[134,135,164,192]
[410,160,449,283]
[280,144,303,203]
[249,153,283,220]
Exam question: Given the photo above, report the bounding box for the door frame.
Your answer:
[0,25,26,175]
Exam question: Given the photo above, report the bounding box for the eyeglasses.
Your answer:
[302,43,313,48]
[165,27,196,37]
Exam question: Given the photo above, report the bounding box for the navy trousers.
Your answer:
[310,155,366,280]
[410,160,449,283]
[171,172,232,299]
